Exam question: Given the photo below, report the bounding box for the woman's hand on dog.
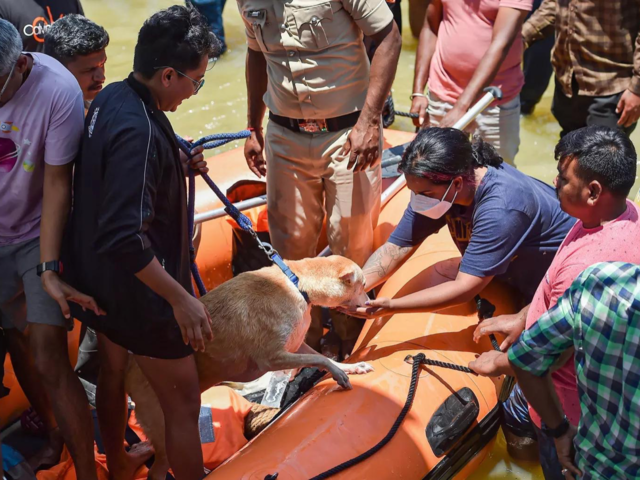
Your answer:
[339,297,393,319]
[171,293,213,351]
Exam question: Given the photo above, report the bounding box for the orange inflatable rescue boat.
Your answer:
[201,154,521,478]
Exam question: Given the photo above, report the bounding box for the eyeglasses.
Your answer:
[0,62,17,102]
[154,66,205,95]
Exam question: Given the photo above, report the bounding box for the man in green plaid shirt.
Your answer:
[508,261,640,480]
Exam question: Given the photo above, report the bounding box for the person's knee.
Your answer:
[28,325,71,380]
[164,385,201,422]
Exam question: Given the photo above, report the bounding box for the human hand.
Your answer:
[338,296,393,319]
[180,144,209,176]
[244,129,266,178]
[616,89,640,128]
[473,312,526,351]
[468,351,512,377]
[410,96,429,128]
[555,424,581,480]
[438,104,467,128]
[41,271,106,319]
[340,119,381,172]
[171,293,214,352]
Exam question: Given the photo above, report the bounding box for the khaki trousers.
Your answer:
[265,120,381,266]
[265,120,382,351]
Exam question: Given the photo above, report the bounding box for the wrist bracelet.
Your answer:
[410,93,427,100]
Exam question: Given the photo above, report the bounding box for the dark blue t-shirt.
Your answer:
[388,164,576,301]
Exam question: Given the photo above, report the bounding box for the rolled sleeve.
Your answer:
[236,2,261,51]
[499,0,533,12]
[341,0,394,37]
[522,0,556,47]
[94,124,159,275]
[509,290,576,376]
[45,90,84,166]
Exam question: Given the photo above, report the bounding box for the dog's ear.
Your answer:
[339,268,357,286]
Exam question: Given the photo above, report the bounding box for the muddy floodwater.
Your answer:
[82,0,640,478]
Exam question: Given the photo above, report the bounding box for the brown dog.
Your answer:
[125,255,374,479]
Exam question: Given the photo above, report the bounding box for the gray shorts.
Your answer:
[0,237,72,331]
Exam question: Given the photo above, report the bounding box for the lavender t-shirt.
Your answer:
[0,53,84,245]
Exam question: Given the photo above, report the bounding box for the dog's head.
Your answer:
[296,255,367,308]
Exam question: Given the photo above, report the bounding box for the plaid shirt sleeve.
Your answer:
[522,0,556,48]
[631,30,640,95]
[508,283,578,376]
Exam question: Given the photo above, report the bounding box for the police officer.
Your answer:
[238,0,401,353]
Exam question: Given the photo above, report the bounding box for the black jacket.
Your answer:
[65,74,191,330]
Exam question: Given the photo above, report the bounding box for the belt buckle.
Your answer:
[298,119,327,133]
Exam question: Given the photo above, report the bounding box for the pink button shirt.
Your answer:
[428,0,533,105]
[525,200,640,427]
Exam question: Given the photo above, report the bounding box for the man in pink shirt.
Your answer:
[409,0,532,165]
[470,125,640,479]
[0,19,103,477]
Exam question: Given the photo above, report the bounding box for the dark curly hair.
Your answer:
[134,4,222,79]
[44,14,109,65]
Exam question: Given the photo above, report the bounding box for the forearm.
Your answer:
[388,277,486,314]
[493,352,515,376]
[135,257,190,305]
[40,164,72,263]
[246,48,268,129]
[361,22,402,122]
[512,366,565,428]
[362,242,415,291]
[413,5,439,93]
[456,10,526,110]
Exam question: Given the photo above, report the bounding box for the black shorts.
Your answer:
[72,308,193,360]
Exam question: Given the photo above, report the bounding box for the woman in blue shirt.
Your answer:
[346,127,575,318]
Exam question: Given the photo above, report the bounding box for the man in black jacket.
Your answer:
[65,5,220,479]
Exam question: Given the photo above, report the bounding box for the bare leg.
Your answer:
[4,328,64,470]
[29,324,97,480]
[96,334,153,480]
[125,361,170,480]
[134,354,203,480]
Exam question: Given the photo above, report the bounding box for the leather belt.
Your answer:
[269,111,361,134]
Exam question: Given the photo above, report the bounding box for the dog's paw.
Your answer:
[332,369,353,390]
[335,361,375,375]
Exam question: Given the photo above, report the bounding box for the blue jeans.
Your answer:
[503,384,565,480]
[189,0,227,52]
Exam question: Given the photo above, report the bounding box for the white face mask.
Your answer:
[410,180,458,219]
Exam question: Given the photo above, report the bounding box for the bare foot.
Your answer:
[27,428,64,471]
[108,442,154,480]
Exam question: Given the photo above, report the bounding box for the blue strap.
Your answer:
[177,133,310,303]
[269,251,310,303]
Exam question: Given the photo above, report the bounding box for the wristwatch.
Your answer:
[541,416,570,438]
[36,260,63,277]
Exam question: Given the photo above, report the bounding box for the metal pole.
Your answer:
[320,87,502,257]
[194,87,502,227]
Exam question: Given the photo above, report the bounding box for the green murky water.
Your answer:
[81,1,637,478]
[83,0,639,193]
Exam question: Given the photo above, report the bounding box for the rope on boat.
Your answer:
[304,353,428,480]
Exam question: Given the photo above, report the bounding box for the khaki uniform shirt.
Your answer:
[523,0,640,98]
[237,0,393,119]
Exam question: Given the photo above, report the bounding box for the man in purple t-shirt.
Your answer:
[0,19,103,477]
